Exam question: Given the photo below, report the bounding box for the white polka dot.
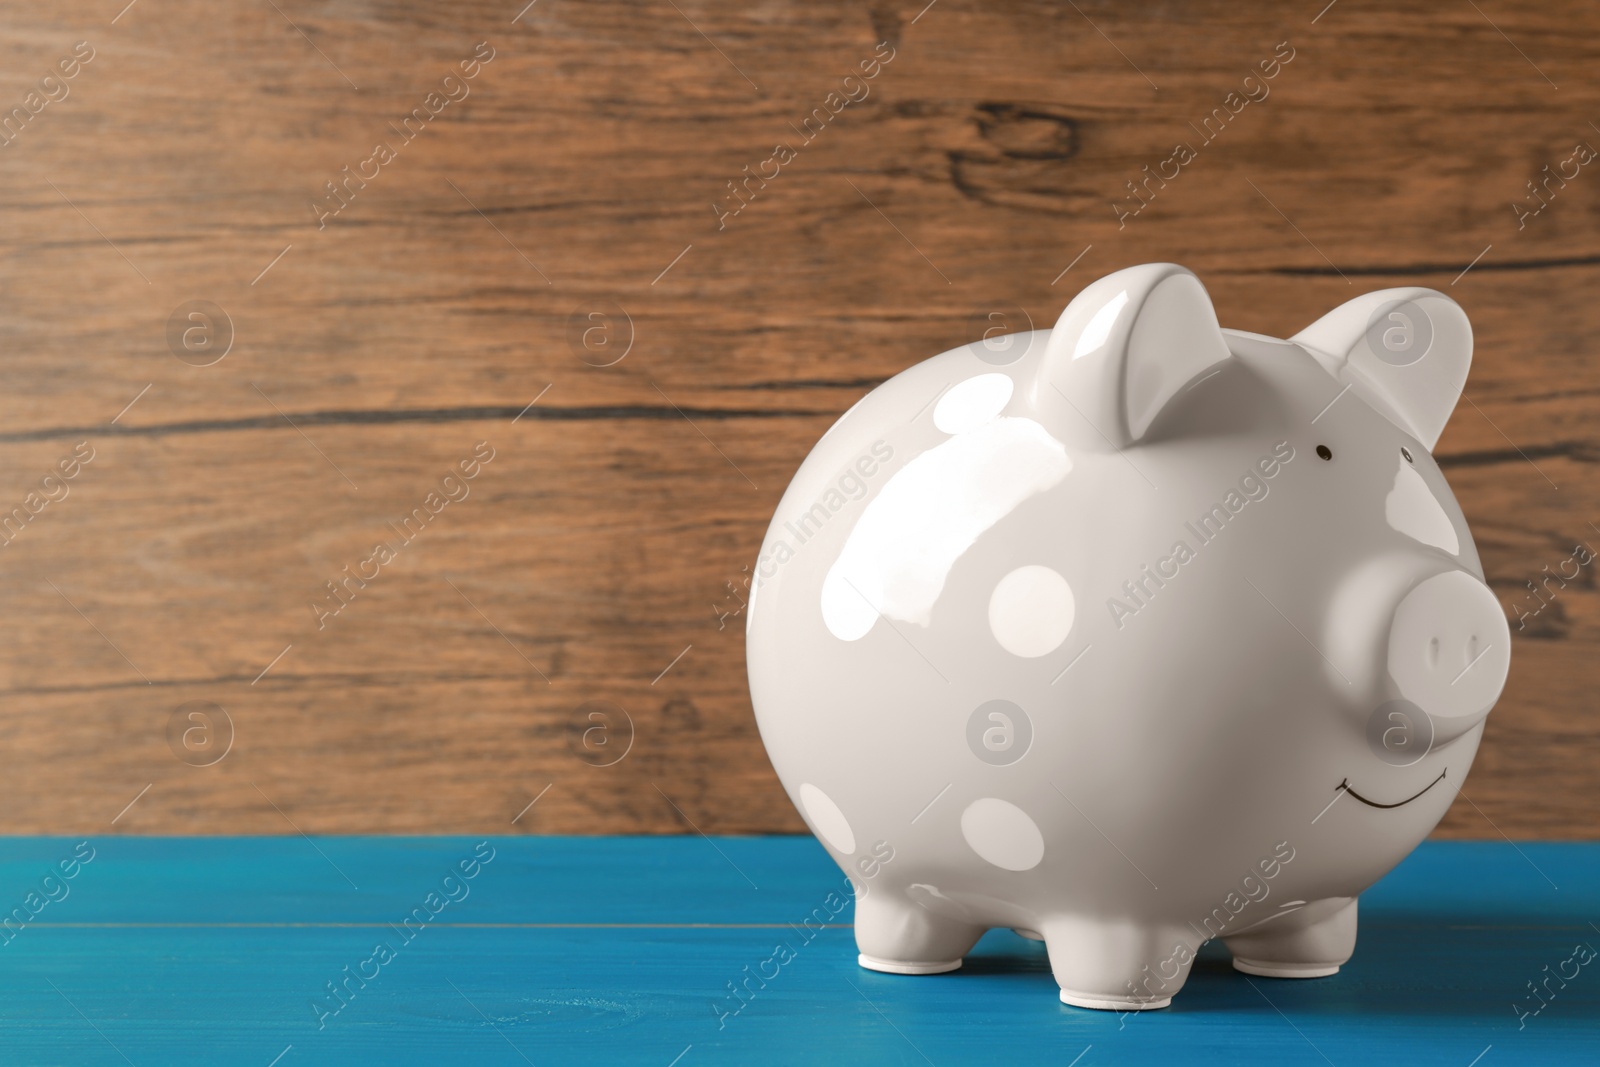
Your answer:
[799,783,856,855]
[989,565,1075,657]
[960,797,1045,871]
[820,570,881,642]
[934,373,1014,434]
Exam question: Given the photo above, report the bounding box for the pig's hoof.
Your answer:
[1040,916,1193,1011]
[1231,958,1340,979]
[858,953,962,975]
[853,892,985,971]
[1059,990,1170,1011]
[1223,897,1356,980]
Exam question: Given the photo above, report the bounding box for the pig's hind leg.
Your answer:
[854,891,986,975]
[1224,897,1356,978]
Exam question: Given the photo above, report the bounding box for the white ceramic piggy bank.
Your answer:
[746,263,1510,1010]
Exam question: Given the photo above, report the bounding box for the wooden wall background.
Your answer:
[0,0,1595,838]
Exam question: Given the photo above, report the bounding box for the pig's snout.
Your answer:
[1326,563,1510,745]
[1385,571,1509,741]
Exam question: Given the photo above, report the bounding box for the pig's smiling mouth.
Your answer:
[1337,768,1448,809]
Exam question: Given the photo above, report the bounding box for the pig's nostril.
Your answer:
[1388,571,1510,731]
[1450,642,1495,686]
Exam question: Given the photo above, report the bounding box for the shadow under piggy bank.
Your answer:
[948,841,1598,1040]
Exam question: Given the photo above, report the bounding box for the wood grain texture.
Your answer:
[0,0,1596,836]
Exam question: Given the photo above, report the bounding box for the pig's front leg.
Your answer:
[854,891,986,975]
[1225,897,1357,978]
[1041,916,1196,1010]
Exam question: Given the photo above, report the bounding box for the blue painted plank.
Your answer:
[0,838,1595,1066]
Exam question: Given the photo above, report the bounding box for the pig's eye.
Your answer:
[1401,447,1414,464]
[1316,445,1333,461]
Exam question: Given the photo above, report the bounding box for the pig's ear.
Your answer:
[1291,288,1471,449]
[1036,263,1232,449]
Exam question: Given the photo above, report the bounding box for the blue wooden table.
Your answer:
[0,837,1595,1065]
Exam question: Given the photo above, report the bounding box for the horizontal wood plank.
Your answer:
[0,838,1595,1062]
